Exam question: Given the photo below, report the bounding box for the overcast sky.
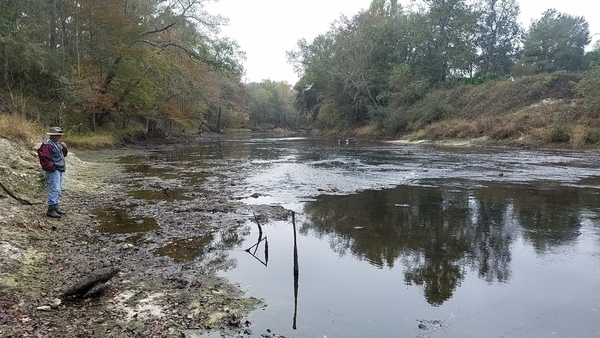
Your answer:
[205,0,600,84]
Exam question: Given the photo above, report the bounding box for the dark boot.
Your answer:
[55,204,66,216]
[46,205,61,218]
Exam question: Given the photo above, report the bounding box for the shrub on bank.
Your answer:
[533,125,572,144]
[571,125,600,148]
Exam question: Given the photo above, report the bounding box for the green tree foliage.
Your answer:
[576,64,600,117]
[474,0,522,76]
[288,33,337,124]
[288,0,599,137]
[288,1,415,127]
[519,9,590,74]
[0,0,66,116]
[288,0,479,127]
[328,12,385,123]
[0,0,247,135]
[584,41,600,69]
[246,80,298,129]
[380,64,429,107]
[423,0,477,81]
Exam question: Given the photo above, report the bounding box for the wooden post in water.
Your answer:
[292,211,299,330]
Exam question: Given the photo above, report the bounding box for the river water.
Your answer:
[110,137,600,337]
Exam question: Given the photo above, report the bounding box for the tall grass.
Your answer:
[392,72,600,149]
[0,113,44,146]
[66,132,119,148]
[415,105,600,148]
[0,113,130,149]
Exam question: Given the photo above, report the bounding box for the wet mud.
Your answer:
[0,141,288,338]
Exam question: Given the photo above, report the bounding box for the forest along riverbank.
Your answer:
[0,140,288,337]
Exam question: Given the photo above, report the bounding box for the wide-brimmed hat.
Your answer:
[47,127,64,135]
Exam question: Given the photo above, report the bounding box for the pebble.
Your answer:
[50,298,62,308]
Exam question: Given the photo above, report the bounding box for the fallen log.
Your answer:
[62,268,120,300]
[83,282,108,299]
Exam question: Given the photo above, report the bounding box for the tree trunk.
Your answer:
[217,106,222,133]
[2,43,8,90]
[49,0,58,49]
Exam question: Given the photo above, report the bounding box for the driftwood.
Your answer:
[0,181,34,205]
[62,268,120,300]
[83,282,108,298]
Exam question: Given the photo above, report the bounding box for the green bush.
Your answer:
[576,66,600,117]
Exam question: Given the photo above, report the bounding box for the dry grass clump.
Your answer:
[422,119,477,140]
[529,125,571,144]
[355,124,380,137]
[421,116,526,141]
[417,98,600,149]
[570,125,600,148]
[0,113,121,149]
[428,73,581,121]
[477,117,521,140]
[0,113,44,146]
[388,71,595,148]
[66,132,118,149]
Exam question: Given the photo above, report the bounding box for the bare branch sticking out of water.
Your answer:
[244,213,268,267]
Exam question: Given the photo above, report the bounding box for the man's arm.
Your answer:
[37,144,56,171]
[60,141,68,157]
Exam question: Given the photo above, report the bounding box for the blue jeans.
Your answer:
[46,170,63,206]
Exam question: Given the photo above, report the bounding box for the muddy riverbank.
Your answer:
[0,137,290,337]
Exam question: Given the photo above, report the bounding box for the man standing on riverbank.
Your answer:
[37,127,68,218]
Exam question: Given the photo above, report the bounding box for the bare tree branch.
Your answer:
[141,22,177,36]
[138,39,219,67]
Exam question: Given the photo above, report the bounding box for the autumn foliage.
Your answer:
[0,0,247,135]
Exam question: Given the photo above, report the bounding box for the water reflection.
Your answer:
[153,225,249,273]
[92,203,159,234]
[303,181,596,306]
[243,216,269,267]
[154,235,215,263]
[512,185,583,252]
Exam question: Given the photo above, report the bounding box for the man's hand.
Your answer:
[59,141,67,149]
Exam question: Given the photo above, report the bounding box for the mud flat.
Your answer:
[0,140,285,337]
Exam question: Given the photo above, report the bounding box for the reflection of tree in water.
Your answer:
[303,182,592,305]
[512,185,583,253]
[467,187,515,283]
[400,189,471,306]
[404,256,462,306]
[303,186,475,305]
[153,224,249,274]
